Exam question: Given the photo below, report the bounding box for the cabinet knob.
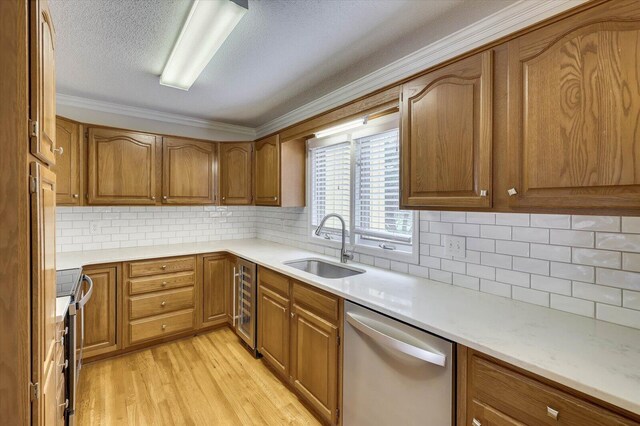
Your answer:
[290,312,295,318]
[273,196,278,201]
[222,196,226,201]
[151,196,156,200]
[72,194,79,198]
[472,419,481,426]
[53,146,64,155]
[547,406,559,420]
[163,196,168,200]
[162,324,167,330]
[161,265,167,270]
[479,189,488,197]
[161,281,167,287]
[58,359,69,371]
[160,301,166,307]
[59,399,69,409]
[507,187,518,196]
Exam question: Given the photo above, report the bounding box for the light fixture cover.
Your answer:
[160,0,248,90]
[315,118,367,138]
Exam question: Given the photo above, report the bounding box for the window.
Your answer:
[309,115,417,258]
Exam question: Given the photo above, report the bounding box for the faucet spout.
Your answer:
[314,213,352,263]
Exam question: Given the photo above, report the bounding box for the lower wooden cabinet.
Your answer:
[83,265,119,359]
[201,253,231,328]
[458,347,640,426]
[258,269,291,377]
[257,267,341,425]
[291,303,339,425]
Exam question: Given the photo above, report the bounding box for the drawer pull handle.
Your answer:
[58,359,68,371]
[472,419,481,426]
[479,189,488,197]
[162,324,167,330]
[161,301,166,307]
[507,187,518,196]
[161,265,167,270]
[162,281,167,287]
[59,399,69,409]
[547,406,559,420]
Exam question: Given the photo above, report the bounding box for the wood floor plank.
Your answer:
[76,327,321,426]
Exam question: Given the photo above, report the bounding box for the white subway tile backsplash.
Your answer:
[572,216,620,232]
[571,248,621,269]
[530,244,572,262]
[512,227,549,243]
[572,282,621,306]
[531,214,571,229]
[596,269,640,291]
[531,274,572,296]
[550,294,594,317]
[58,208,640,330]
[513,287,550,307]
[480,279,512,298]
[549,230,594,248]
[596,304,640,329]
[596,233,640,253]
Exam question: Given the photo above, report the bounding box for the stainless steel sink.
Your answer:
[284,258,365,279]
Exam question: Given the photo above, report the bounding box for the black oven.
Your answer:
[56,269,93,425]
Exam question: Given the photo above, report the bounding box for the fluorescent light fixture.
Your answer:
[160,0,248,90]
[314,117,368,138]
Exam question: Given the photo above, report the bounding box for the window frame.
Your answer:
[307,115,419,263]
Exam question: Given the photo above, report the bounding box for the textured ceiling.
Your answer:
[50,0,516,127]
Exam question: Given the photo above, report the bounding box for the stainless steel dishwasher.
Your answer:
[343,301,454,425]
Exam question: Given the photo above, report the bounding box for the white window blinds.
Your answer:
[311,141,351,232]
[355,129,412,244]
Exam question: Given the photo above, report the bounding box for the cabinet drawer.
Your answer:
[129,271,194,294]
[259,267,290,296]
[129,287,195,320]
[292,281,339,324]
[128,309,194,345]
[471,355,636,426]
[128,256,195,278]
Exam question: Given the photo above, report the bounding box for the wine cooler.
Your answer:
[233,258,257,352]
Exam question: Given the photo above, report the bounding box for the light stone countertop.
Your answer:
[57,239,640,415]
[56,296,71,323]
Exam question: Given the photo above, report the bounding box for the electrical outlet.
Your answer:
[89,221,100,235]
[444,235,466,258]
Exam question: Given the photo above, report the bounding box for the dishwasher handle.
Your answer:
[346,312,446,367]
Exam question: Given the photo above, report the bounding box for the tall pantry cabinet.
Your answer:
[29,0,60,424]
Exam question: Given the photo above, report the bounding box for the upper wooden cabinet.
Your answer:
[254,135,305,207]
[401,50,493,208]
[52,117,82,205]
[162,137,217,204]
[219,142,253,205]
[86,127,161,205]
[30,0,57,166]
[506,1,640,211]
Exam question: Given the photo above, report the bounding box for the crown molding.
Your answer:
[255,0,587,138]
[57,93,257,139]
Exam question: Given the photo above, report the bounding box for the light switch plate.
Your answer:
[444,235,466,258]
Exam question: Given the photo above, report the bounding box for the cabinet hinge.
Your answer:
[337,335,340,346]
[30,176,38,193]
[30,382,40,401]
[336,408,340,421]
[400,92,403,102]
[29,119,38,137]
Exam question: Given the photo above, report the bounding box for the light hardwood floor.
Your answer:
[76,327,321,425]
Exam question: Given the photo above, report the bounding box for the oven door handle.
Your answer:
[77,275,94,308]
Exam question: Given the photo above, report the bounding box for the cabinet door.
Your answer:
[40,359,57,426]
[52,117,81,205]
[220,142,253,205]
[201,254,229,328]
[470,400,525,426]
[30,162,57,425]
[255,135,280,206]
[401,50,493,208]
[30,0,57,166]
[507,1,640,210]
[87,127,160,205]
[258,285,290,377]
[83,266,119,358]
[162,137,216,204]
[291,304,339,424]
